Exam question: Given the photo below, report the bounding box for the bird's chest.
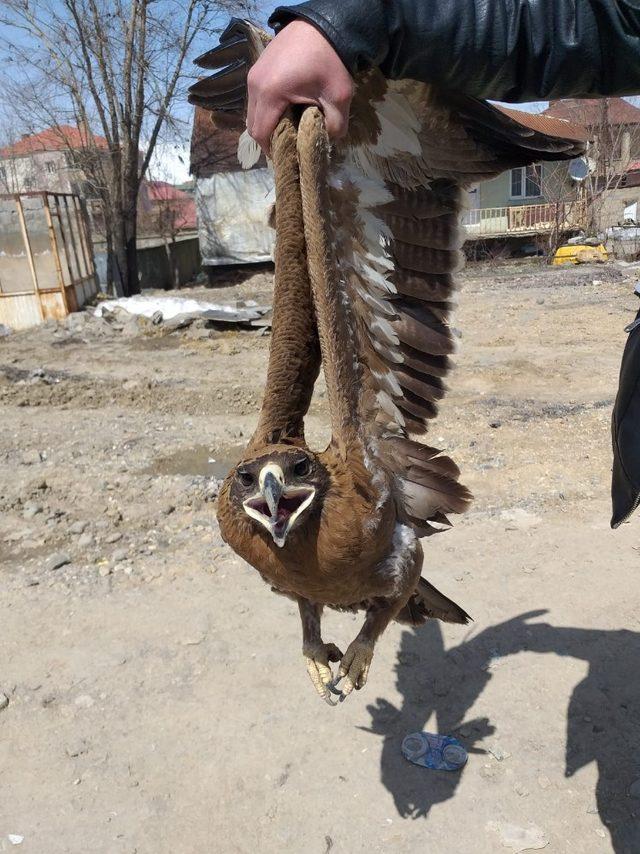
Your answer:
[267,493,398,604]
[217,457,400,605]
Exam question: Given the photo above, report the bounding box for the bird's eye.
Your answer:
[238,470,254,487]
[293,459,310,477]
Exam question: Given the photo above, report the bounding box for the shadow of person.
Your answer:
[362,611,640,853]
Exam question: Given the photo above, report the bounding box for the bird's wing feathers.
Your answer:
[323,73,584,534]
[190,25,585,536]
[191,17,270,72]
[189,19,268,168]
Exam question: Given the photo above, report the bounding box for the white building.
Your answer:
[0,125,109,197]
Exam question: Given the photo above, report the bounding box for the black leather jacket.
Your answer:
[270,0,640,102]
[271,0,640,526]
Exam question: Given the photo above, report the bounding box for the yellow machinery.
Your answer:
[552,243,609,265]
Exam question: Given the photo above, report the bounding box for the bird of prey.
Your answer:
[189,20,584,704]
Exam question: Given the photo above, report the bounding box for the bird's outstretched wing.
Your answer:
[295,75,584,536]
[189,18,267,169]
[190,23,585,537]
[189,18,268,113]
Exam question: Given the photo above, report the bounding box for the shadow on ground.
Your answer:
[363,612,640,853]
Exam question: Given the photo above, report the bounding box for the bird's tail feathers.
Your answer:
[395,576,471,626]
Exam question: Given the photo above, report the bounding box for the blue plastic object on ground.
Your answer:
[401,732,468,772]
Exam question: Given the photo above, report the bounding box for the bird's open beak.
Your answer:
[243,464,315,548]
[262,470,283,519]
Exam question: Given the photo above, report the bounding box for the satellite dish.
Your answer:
[569,157,594,182]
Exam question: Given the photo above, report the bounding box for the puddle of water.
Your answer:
[143,443,245,478]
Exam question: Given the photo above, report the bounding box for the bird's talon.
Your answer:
[336,639,374,701]
[327,674,343,695]
[304,642,344,704]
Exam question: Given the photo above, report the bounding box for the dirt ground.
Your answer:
[2,259,640,854]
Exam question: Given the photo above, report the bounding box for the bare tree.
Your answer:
[536,161,587,257]
[0,123,23,194]
[559,99,640,234]
[0,0,256,295]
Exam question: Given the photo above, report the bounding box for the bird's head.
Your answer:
[229,445,328,548]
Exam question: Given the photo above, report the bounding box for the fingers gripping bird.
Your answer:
[189,20,584,705]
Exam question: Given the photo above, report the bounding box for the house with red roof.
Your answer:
[543,98,640,228]
[0,124,109,197]
[141,180,197,234]
[473,105,589,206]
[465,98,640,240]
[544,98,640,138]
[544,98,640,176]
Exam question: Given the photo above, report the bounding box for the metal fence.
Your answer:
[463,200,587,238]
[0,191,97,330]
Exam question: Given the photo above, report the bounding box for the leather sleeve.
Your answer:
[611,310,640,528]
[269,0,640,102]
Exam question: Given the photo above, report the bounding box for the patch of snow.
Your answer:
[94,295,267,324]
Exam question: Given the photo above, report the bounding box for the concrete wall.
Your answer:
[137,236,201,290]
[0,149,110,198]
[598,187,640,230]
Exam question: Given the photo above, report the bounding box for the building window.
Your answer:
[510,164,541,199]
[0,166,5,182]
[46,160,56,173]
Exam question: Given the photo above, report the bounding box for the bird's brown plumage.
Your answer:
[190,19,585,703]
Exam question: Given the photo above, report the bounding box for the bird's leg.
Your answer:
[336,592,416,702]
[298,597,343,706]
[335,546,422,702]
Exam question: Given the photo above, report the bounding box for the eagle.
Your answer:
[189,20,584,705]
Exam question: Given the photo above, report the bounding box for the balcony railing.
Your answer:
[463,201,586,238]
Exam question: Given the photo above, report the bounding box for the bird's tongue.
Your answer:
[245,492,306,522]
[272,496,301,534]
[276,494,305,519]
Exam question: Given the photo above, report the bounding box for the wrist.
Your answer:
[269,1,389,73]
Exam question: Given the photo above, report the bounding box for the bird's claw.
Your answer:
[333,639,374,703]
[327,675,343,696]
[303,642,343,706]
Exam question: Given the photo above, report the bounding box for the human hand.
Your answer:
[246,19,353,155]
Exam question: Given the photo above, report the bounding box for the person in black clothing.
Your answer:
[246,0,640,527]
[247,1,640,152]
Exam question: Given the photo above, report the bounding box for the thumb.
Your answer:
[319,96,350,139]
